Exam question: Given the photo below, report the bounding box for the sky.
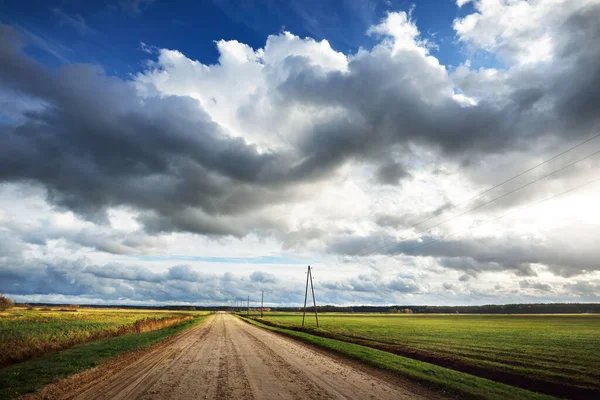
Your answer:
[1,0,600,307]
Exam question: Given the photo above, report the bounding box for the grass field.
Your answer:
[0,307,206,366]
[254,313,600,397]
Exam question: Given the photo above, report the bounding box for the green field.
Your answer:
[255,313,600,397]
[0,307,206,366]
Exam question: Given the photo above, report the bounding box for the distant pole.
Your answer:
[261,291,264,318]
[247,295,250,316]
[302,265,310,326]
[309,266,319,328]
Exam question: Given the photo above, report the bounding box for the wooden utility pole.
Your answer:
[302,265,319,328]
[261,291,264,318]
[247,295,250,316]
[309,267,319,328]
[302,266,310,326]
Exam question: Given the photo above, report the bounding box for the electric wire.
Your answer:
[354,148,600,259]
[348,131,600,258]
[374,175,600,261]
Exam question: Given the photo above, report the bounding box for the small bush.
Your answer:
[0,292,15,311]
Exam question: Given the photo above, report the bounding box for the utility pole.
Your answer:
[302,265,310,327]
[302,265,319,328]
[261,291,264,318]
[247,295,250,316]
[309,266,319,328]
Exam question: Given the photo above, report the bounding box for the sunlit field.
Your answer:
[256,313,600,395]
[0,306,206,366]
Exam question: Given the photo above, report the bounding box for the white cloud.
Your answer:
[454,0,599,65]
[368,11,424,53]
[135,31,348,151]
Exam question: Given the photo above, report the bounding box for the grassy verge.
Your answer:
[0,315,209,400]
[239,316,556,400]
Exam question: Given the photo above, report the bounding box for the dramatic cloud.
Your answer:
[0,259,291,304]
[1,1,600,305]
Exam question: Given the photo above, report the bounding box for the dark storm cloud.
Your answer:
[374,161,410,185]
[552,4,600,129]
[375,214,414,229]
[0,259,291,304]
[327,220,600,278]
[0,25,307,235]
[277,54,525,176]
[442,282,454,291]
[278,5,600,181]
[565,280,600,299]
[1,218,164,255]
[1,1,599,242]
[2,258,417,306]
[375,201,454,229]
[250,271,278,283]
[519,280,553,292]
[409,235,600,278]
[84,264,164,282]
[320,273,422,295]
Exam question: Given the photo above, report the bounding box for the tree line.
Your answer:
[7,301,600,313]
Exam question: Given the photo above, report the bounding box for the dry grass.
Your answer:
[0,316,209,400]
[0,307,203,367]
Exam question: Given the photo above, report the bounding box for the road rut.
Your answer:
[52,313,444,400]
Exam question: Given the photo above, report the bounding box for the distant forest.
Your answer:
[280,303,600,314]
[21,302,600,314]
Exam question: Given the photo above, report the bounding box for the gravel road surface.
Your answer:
[51,313,445,400]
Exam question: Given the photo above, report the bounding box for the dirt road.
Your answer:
[53,313,443,400]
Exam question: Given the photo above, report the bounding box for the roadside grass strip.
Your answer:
[0,316,209,400]
[240,316,556,400]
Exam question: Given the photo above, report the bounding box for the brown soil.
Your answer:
[29,313,447,400]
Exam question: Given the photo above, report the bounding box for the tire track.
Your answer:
[48,313,446,400]
[67,317,215,400]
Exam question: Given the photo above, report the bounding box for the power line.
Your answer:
[351,148,600,259]
[349,131,600,258]
[335,158,448,260]
[375,175,600,261]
